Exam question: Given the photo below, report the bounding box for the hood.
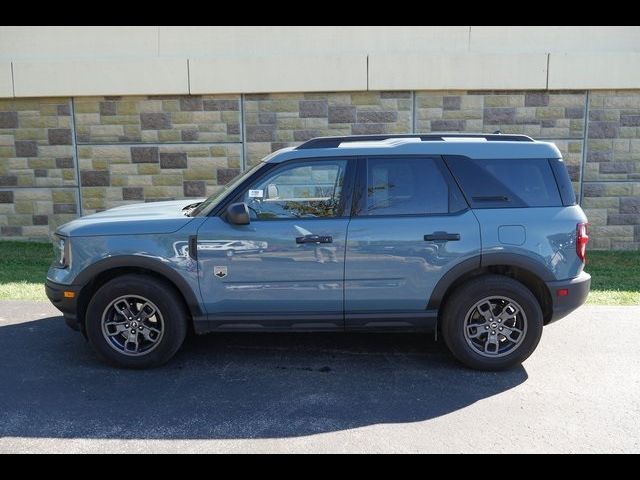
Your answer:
[57,199,206,237]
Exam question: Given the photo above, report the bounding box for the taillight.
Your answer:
[577,223,589,263]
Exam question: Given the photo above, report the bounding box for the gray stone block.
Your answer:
[123,187,144,201]
[0,112,18,129]
[525,93,549,107]
[246,125,275,142]
[53,204,78,214]
[140,113,172,130]
[180,97,203,111]
[352,123,386,135]
[621,115,640,126]
[131,147,159,164]
[181,130,198,141]
[431,120,465,131]
[184,181,206,197]
[217,168,241,184]
[48,129,73,145]
[328,106,357,124]
[620,197,640,214]
[582,183,606,197]
[0,176,18,186]
[0,191,13,203]
[299,100,328,118]
[600,162,635,174]
[357,111,398,123]
[32,215,49,226]
[588,122,619,139]
[1,226,22,236]
[57,104,71,116]
[160,152,188,169]
[81,170,110,187]
[294,130,322,141]
[203,100,240,111]
[443,96,461,110]
[56,157,75,169]
[100,102,117,116]
[483,108,516,124]
[15,141,38,157]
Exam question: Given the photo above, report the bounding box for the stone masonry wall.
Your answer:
[0,91,639,249]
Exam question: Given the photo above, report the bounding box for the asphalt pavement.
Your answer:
[0,301,638,453]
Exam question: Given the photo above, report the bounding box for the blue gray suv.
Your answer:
[46,134,591,370]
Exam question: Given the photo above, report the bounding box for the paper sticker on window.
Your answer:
[249,190,264,199]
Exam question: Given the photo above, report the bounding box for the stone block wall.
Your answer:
[1,90,639,249]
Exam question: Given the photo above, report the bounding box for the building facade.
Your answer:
[1,26,639,249]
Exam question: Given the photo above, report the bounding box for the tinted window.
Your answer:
[363,157,463,216]
[445,156,562,208]
[241,160,347,219]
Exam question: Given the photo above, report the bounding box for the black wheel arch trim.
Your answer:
[74,255,205,320]
[427,252,553,311]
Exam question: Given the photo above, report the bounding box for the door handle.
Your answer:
[424,232,461,242]
[188,235,198,260]
[296,235,333,244]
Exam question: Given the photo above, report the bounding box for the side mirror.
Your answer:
[226,202,251,225]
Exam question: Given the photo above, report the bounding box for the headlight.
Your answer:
[53,235,70,268]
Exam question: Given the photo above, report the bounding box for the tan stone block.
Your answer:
[417,95,442,108]
[12,99,41,111]
[129,176,153,187]
[192,111,221,124]
[143,186,171,198]
[110,164,139,175]
[9,215,33,226]
[75,113,101,125]
[90,125,124,137]
[604,183,634,196]
[14,129,46,141]
[259,99,300,113]
[0,215,7,226]
[28,158,56,169]
[40,104,60,116]
[15,189,50,203]
[52,190,75,203]
[138,100,164,113]
[34,201,53,215]
[17,175,34,187]
[588,140,613,152]
[141,131,159,142]
[158,130,182,142]
[83,198,105,210]
[0,135,14,146]
[418,108,444,121]
[153,175,183,186]
[106,115,140,126]
[185,146,211,157]
[162,100,180,112]
[603,95,640,109]
[209,146,229,157]
[117,102,140,115]
[184,167,216,181]
[0,205,13,215]
[22,226,50,238]
[75,101,100,114]
[535,107,565,119]
[138,164,161,175]
[14,201,34,214]
[485,95,524,108]
[586,209,608,226]
[548,94,585,108]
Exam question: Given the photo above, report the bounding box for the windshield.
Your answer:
[189,162,264,217]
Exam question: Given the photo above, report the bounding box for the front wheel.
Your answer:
[85,275,188,369]
[441,275,544,371]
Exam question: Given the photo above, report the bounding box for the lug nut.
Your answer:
[131,330,136,334]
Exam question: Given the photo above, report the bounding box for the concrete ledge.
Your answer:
[189,55,367,94]
[548,53,640,90]
[0,61,12,97]
[369,53,549,91]
[12,58,189,98]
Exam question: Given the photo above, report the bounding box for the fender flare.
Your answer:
[74,255,204,319]
[427,252,553,311]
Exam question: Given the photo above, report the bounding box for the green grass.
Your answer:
[585,251,640,306]
[0,241,51,301]
[0,241,638,305]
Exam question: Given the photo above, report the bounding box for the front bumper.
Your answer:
[45,280,82,332]
[546,272,591,324]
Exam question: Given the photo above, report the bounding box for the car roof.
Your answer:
[264,134,563,163]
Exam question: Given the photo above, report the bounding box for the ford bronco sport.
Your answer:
[46,134,591,370]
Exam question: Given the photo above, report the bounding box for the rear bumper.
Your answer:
[546,272,591,324]
[45,280,82,332]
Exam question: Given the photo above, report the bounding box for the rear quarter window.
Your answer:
[444,156,562,208]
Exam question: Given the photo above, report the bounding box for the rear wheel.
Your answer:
[85,275,188,369]
[441,275,544,371]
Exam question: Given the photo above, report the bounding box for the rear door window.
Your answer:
[444,156,562,208]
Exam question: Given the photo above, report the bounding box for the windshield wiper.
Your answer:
[182,203,202,217]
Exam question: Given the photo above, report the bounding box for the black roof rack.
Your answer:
[296,133,535,150]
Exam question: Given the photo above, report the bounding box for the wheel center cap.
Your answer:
[131,322,138,328]
[491,323,498,329]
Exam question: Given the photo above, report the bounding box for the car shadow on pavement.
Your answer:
[0,316,528,440]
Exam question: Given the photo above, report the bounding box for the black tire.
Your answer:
[441,275,544,371]
[85,274,188,369]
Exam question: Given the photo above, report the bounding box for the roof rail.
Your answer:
[296,133,535,150]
